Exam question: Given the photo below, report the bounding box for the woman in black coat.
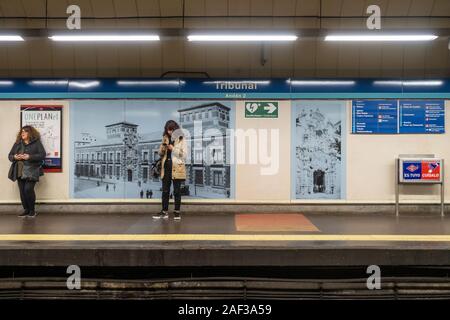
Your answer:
[8,125,46,218]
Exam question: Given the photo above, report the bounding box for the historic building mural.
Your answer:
[70,100,235,199]
[292,101,346,199]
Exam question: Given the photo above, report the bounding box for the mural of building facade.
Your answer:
[293,101,346,199]
[179,103,232,198]
[71,100,234,199]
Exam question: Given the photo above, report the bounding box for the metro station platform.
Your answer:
[0,211,449,299]
[0,211,448,267]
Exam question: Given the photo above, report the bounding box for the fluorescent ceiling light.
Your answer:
[289,80,355,86]
[0,80,14,85]
[69,81,100,88]
[325,34,437,42]
[374,80,443,86]
[49,35,160,42]
[373,81,403,86]
[203,80,271,85]
[187,34,298,42]
[403,80,443,86]
[117,80,181,86]
[0,35,24,41]
[30,80,68,86]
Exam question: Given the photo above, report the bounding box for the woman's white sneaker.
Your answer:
[153,210,169,219]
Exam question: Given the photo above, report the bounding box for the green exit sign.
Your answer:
[245,102,278,118]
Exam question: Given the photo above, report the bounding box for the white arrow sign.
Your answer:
[264,103,277,114]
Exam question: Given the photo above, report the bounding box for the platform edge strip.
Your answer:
[0,234,449,242]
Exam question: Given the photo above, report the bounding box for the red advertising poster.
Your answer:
[421,161,441,181]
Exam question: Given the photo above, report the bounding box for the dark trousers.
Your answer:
[17,178,37,212]
[161,160,182,211]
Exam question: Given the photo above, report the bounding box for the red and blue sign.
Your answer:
[401,160,442,182]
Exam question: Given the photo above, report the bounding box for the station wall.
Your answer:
[235,100,291,201]
[0,99,448,203]
[347,100,450,202]
[0,100,70,202]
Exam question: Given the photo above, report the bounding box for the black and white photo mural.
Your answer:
[70,100,235,199]
[291,101,347,199]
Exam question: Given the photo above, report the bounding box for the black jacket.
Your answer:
[8,139,46,181]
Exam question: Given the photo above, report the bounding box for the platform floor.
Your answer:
[0,211,449,267]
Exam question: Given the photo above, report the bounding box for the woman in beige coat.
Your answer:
[153,120,187,220]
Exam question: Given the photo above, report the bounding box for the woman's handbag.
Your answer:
[8,161,18,182]
[150,158,162,179]
[39,160,45,176]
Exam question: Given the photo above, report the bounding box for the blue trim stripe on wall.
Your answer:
[0,78,449,99]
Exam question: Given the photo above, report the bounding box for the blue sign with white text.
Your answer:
[352,100,398,134]
[399,100,445,134]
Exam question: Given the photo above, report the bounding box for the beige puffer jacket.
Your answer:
[158,134,187,180]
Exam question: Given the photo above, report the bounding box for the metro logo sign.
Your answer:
[421,161,441,180]
[406,164,419,173]
[402,162,421,180]
[401,159,442,182]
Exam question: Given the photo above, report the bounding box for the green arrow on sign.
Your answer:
[245,102,279,118]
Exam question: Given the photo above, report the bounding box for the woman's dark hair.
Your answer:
[163,120,181,138]
[16,125,40,143]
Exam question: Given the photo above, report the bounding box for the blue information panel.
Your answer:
[352,100,398,134]
[399,100,445,134]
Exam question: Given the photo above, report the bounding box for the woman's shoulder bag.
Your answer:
[150,158,162,179]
